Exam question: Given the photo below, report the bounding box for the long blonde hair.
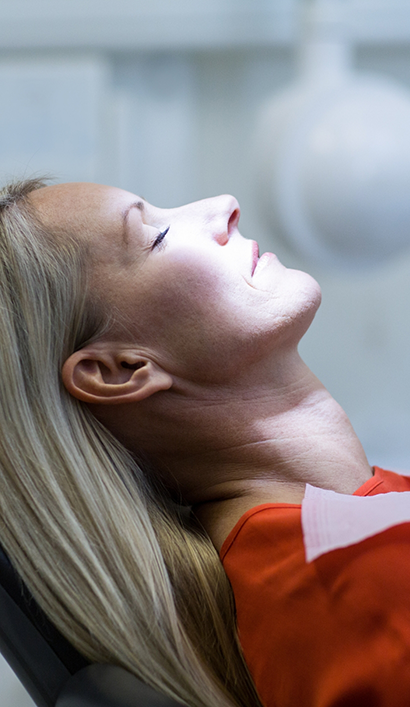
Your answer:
[0,179,261,707]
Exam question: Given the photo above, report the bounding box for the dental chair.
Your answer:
[0,544,182,707]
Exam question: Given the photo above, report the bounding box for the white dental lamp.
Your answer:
[257,0,410,268]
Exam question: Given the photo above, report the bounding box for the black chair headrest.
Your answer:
[0,544,184,707]
[0,544,88,707]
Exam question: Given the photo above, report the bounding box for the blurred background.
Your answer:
[1,0,410,703]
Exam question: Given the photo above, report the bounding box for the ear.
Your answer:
[61,344,173,405]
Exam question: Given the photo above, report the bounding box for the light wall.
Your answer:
[1,1,410,704]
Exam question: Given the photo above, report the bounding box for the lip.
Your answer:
[251,241,260,276]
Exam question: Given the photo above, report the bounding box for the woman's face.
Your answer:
[31,183,321,383]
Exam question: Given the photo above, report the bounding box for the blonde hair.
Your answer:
[0,179,261,707]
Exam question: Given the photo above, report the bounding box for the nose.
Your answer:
[209,195,241,245]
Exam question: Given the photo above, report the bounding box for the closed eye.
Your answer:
[151,225,170,250]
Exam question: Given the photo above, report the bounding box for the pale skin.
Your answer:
[30,183,372,550]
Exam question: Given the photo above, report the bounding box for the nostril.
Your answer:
[228,207,240,234]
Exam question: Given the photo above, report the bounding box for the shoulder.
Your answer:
[221,476,410,707]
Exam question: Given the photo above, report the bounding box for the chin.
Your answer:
[305,272,322,311]
[289,266,322,307]
[288,270,322,340]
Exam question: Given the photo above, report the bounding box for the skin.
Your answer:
[30,182,372,550]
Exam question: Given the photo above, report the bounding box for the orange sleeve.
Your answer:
[221,469,410,707]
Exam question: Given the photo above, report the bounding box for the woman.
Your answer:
[1,178,409,707]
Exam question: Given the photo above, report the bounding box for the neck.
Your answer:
[124,352,372,549]
[194,381,371,547]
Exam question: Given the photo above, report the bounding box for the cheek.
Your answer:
[134,260,251,377]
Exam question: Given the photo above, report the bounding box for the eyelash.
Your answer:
[152,225,170,250]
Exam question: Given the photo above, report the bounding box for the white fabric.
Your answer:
[301,484,410,563]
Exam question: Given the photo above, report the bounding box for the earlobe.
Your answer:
[62,347,173,405]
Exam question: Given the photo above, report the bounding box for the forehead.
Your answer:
[29,182,140,244]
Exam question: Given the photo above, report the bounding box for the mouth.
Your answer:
[251,241,260,276]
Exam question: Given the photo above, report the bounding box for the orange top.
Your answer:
[220,468,410,707]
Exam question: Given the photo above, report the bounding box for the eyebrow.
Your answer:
[121,200,145,246]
